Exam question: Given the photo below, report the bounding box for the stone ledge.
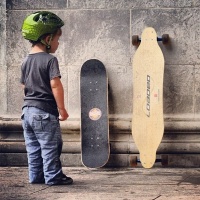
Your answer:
[1,153,200,167]
[1,141,200,154]
[1,114,200,133]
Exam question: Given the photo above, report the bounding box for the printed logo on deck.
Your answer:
[89,108,102,121]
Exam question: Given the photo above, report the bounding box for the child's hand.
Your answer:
[58,108,69,121]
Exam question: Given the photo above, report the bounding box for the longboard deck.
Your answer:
[80,59,109,168]
[132,27,164,168]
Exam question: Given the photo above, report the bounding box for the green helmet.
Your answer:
[22,11,64,41]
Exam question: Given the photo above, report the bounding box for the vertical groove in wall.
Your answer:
[0,1,7,114]
[129,9,132,63]
[194,65,197,117]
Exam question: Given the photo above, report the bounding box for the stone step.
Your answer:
[1,152,200,168]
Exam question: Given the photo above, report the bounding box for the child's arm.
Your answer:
[50,77,69,121]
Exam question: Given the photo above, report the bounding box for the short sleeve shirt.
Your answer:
[20,52,61,116]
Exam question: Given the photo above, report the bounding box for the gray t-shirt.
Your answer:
[20,52,61,116]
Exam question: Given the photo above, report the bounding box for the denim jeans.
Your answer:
[21,106,64,185]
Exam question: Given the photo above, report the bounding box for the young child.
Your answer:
[20,11,73,185]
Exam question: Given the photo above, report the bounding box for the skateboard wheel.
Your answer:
[130,155,138,167]
[161,155,168,166]
[132,35,140,46]
[162,34,169,45]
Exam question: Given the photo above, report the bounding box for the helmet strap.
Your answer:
[40,34,53,53]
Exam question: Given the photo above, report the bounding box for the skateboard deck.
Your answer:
[80,59,110,168]
[132,27,164,168]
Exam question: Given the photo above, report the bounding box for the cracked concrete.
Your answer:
[0,167,200,200]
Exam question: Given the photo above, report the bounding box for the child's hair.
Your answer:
[29,28,62,46]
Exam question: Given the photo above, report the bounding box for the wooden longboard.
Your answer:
[80,59,110,168]
[132,27,164,168]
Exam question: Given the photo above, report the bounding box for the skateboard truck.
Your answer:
[132,34,169,46]
[130,155,168,167]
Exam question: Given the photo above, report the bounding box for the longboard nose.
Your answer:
[141,27,157,42]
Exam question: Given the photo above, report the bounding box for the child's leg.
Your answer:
[24,107,64,185]
[22,107,44,183]
[38,116,64,185]
[22,106,72,185]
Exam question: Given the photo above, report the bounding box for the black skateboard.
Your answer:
[80,59,110,168]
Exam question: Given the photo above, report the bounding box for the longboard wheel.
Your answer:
[129,155,138,167]
[132,35,140,46]
[161,155,168,166]
[162,34,169,45]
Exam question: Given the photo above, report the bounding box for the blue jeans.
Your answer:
[21,106,64,185]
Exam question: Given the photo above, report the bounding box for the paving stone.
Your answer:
[0,167,200,200]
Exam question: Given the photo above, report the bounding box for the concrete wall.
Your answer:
[0,1,7,114]
[1,0,200,167]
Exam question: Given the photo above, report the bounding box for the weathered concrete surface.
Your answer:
[4,0,200,117]
[0,167,200,200]
[0,1,7,114]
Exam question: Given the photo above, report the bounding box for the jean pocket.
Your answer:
[21,113,26,130]
[21,113,24,120]
[32,114,50,131]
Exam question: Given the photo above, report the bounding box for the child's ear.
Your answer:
[45,35,51,43]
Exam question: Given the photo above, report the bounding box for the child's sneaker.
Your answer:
[52,174,73,185]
